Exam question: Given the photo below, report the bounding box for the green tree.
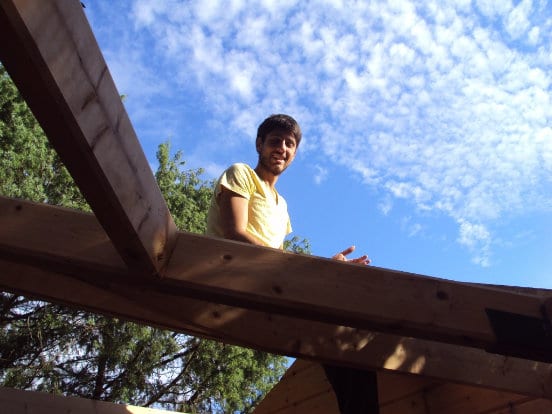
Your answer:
[0,64,304,413]
[0,66,87,208]
[284,236,311,255]
[155,141,213,234]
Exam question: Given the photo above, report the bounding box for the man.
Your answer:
[206,113,369,261]
[206,114,377,413]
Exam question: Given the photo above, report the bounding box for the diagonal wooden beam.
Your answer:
[0,0,176,275]
[1,195,552,399]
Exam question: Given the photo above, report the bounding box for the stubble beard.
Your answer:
[259,154,288,176]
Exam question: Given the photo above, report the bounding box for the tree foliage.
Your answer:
[0,66,88,208]
[155,142,213,234]
[0,64,303,413]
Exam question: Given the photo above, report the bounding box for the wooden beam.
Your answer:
[1,196,552,398]
[0,386,176,414]
[2,195,552,357]
[0,0,176,275]
[165,235,551,359]
[4,256,552,402]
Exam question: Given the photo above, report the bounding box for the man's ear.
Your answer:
[255,136,262,154]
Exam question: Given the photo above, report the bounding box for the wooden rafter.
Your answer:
[1,195,552,399]
[0,0,176,275]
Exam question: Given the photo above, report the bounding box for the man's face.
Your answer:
[256,130,297,176]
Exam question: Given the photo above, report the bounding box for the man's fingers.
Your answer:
[332,246,370,265]
[352,255,370,264]
[339,245,356,256]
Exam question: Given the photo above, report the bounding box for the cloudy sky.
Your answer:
[84,0,551,287]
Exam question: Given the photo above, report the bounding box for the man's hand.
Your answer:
[332,245,370,265]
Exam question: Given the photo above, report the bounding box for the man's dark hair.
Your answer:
[256,114,302,146]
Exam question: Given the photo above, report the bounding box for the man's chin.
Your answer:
[260,159,288,176]
[268,166,284,175]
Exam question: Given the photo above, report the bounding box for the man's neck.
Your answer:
[254,165,278,189]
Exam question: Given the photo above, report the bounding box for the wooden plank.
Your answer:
[378,370,438,405]
[255,388,338,414]
[2,255,552,400]
[254,364,539,414]
[380,393,429,414]
[491,398,552,413]
[425,383,528,414]
[0,196,126,274]
[0,386,176,414]
[282,390,338,414]
[253,361,334,414]
[381,378,550,414]
[2,196,549,360]
[1,196,552,399]
[0,0,177,275]
[254,360,438,414]
[167,233,551,361]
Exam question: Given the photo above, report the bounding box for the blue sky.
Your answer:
[83,0,551,288]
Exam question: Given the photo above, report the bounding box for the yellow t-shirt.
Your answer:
[206,163,292,249]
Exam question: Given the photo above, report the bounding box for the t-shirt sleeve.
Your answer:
[217,163,254,200]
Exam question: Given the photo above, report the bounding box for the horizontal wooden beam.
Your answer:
[166,234,551,360]
[3,195,551,357]
[0,0,176,275]
[3,257,552,401]
[0,386,174,414]
[1,195,552,398]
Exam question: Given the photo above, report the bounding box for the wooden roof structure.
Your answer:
[0,1,551,412]
[254,360,552,414]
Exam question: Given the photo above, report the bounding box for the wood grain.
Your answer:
[1,196,552,399]
[0,0,176,275]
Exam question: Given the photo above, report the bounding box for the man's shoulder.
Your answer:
[226,163,253,172]
[217,163,256,198]
[218,163,257,184]
[223,163,256,178]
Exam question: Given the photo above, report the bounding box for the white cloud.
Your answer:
[505,0,532,39]
[457,219,492,266]
[528,26,541,44]
[475,0,513,19]
[312,164,328,185]
[101,0,552,266]
[131,0,170,26]
[400,216,424,238]
[378,197,393,216]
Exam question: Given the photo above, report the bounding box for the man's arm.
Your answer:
[218,185,367,260]
[218,186,266,246]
